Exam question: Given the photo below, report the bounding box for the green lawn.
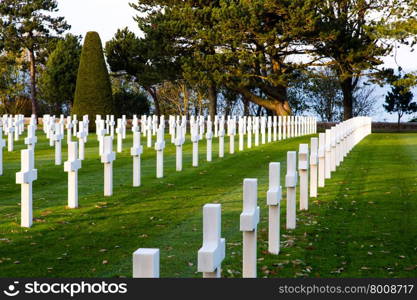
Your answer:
[0,131,416,278]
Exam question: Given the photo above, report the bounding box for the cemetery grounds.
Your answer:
[0,131,416,278]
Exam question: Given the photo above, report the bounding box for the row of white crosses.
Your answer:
[131,117,372,278]
[9,114,90,228]
[163,115,317,171]
[6,113,317,229]
[1,114,25,152]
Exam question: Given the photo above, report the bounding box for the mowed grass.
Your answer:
[0,131,416,278]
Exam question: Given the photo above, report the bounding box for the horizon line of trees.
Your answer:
[2,0,417,122]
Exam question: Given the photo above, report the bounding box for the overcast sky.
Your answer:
[57,0,417,121]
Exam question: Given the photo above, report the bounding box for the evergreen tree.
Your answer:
[72,32,114,125]
[384,73,417,127]
[129,1,318,116]
[310,0,416,120]
[39,34,81,114]
[105,28,180,116]
[0,0,70,116]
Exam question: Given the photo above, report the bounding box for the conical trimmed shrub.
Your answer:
[72,31,114,126]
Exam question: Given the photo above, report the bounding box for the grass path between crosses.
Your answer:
[0,132,416,278]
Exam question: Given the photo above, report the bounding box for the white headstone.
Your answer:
[267,162,282,255]
[131,131,143,187]
[198,204,226,278]
[116,119,123,153]
[16,149,37,228]
[229,118,236,154]
[330,127,336,172]
[285,151,297,229]
[325,129,331,179]
[7,118,14,152]
[310,137,319,197]
[0,127,6,175]
[175,123,185,171]
[218,117,225,158]
[64,141,81,208]
[133,248,160,278]
[318,132,326,187]
[299,144,309,211]
[24,124,37,152]
[240,178,260,278]
[155,125,165,178]
[54,123,64,165]
[191,120,199,167]
[206,119,213,162]
[101,136,116,196]
[238,117,244,151]
[77,121,87,160]
[247,117,252,148]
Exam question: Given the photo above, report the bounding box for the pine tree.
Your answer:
[384,73,417,127]
[39,34,81,114]
[0,0,70,116]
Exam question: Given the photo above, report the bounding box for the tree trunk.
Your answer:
[236,87,292,116]
[28,49,38,117]
[146,86,160,116]
[398,114,402,130]
[340,77,353,120]
[207,83,217,121]
[256,105,262,116]
[243,96,249,115]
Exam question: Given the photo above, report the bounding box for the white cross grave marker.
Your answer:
[238,117,244,151]
[206,119,213,162]
[198,204,226,278]
[54,123,64,165]
[24,124,37,152]
[175,123,185,171]
[229,118,235,154]
[155,125,165,178]
[240,178,260,278]
[7,118,14,152]
[310,137,319,197]
[0,127,6,175]
[325,129,331,179]
[218,117,225,158]
[191,120,199,167]
[77,121,87,160]
[247,117,252,148]
[101,136,116,196]
[131,131,143,187]
[299,144,309,211]
[16,149,37,228]
[285,151,298,229]
[318,133,326,187]
[116,119,123,153]
[66,117,73,144]
[64,141,81,208]
[267,162,282,255]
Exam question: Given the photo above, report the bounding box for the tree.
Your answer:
[384,73,417,127]
[72,32,114,125]
[105,28,180,116]
[111,75,150,118]
[0,0,70,116]
[310,0,415,120]
[39,34,81,114]
[352,84,377,117]
[0,50,31,115]
[130,0,318,116]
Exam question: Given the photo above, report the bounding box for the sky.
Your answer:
[57,0,417,121]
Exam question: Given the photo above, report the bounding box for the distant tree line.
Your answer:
[2,0,417,120]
